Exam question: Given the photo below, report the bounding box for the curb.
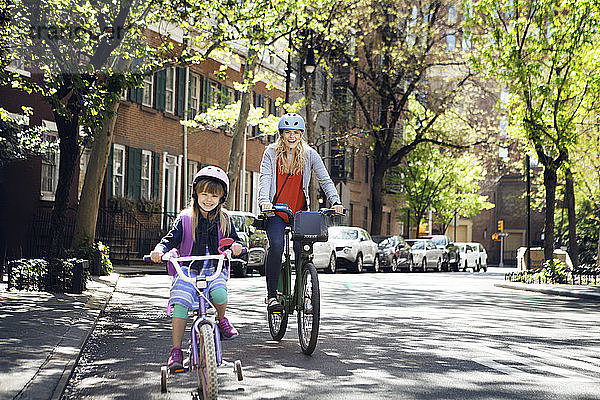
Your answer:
[495,282,600,301]
[14,273,120,400]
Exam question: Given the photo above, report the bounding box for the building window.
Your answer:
[165,67,176,114]
[189,73,200,118]
[5,58,30,77]
[345,146,355,180]
[363,206,368,230]
[187,160,199,199]
[41,121,59,199]
[142,74,154,107]
[141,150,152,199]
[113,144,126,197]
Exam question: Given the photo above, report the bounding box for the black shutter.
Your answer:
[107,146,114,199]
[156,69,166,111]
[153,152,160,201]
[176,67,186,117]
[127,147,142,200]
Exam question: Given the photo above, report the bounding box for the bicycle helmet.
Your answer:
[278,113,305,133]
[192,165,229,203]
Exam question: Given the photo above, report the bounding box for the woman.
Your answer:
[258,113,344,312]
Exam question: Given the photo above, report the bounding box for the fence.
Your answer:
[505,267,600,285]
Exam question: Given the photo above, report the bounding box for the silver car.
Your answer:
[405,239,444,272]
[328,226,378,273]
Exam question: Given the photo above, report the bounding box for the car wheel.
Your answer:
[390,257,398,273]
[463,261,468,272]
[421,258,427,272]
[355,253,363,273]
[408,257,414,272]
[475,261,481,272]
[326,252,336,274]
[373,256,381,273]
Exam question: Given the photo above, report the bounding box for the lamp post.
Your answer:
[303,44,318,208]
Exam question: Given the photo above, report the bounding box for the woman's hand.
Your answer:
[231,242,244,256]
[260,202,273,211]
[150,250,164,263]
[333,204,344,214]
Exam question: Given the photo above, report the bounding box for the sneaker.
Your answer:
[168,347,184,372]
[267,297,284,313]
[217,316,239,340]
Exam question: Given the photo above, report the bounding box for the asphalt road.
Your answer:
[62,268,600,400]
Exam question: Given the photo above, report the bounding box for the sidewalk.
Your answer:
[495,281,600,301]
[0,273,119,400]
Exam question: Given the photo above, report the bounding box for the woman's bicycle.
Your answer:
[144,238,244,399]
[261,204,342,355]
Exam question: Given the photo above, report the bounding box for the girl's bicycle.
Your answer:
[144,238,244,399]
[261,205,343,355]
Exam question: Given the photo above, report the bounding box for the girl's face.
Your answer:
[281,129,302,150]
[196,190,221,213]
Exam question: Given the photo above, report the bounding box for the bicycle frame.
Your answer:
[279,226,312,315]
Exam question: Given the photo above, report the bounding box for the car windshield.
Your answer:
[330,229,358,240]
[408,241,425,250]
[379,237,394,248]
[430,236,446,246]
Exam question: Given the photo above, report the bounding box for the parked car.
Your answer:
[328,226,378,273]
[421,234,460,271]
[226,210,268,277]
[313,240,338,273]
[375,235,413,272]
[405,239,444,272]
[468,242,488,272]
[454,242,478,272]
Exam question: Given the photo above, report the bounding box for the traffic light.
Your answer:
[497,220,504,233]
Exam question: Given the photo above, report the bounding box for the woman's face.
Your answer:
[196,189,221,213]
[281,129,302,150]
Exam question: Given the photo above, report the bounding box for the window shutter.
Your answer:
[176,67,186,117]
[107,146,114,199]
[201,76,210,112]
[221,86,230,104]
[127,147,142,200]
[153,152,160,201]
[156,69,166,111]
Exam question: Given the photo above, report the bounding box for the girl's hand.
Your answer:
[150,250,163,263]
[231,242,244,256]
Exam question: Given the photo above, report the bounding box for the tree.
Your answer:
[471,0,600,262]
[328,0,480,235]
[388,144,492,238]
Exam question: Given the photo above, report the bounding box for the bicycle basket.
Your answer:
[292,211,328,242]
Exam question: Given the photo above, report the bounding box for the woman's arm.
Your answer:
[258,147,274,208]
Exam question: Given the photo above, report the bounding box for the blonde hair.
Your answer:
[274,133,306,175]
[184,178,230,241]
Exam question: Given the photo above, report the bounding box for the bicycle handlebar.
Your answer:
[260,204,346,219]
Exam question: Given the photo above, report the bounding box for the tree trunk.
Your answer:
[564,166,578,268]
[304,70,319,209]
[370,162,386,235]
[72,100,119,249]
[542,165,558,261]
[225,48,258,211]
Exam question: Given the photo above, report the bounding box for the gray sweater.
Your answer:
[258,145,341,210]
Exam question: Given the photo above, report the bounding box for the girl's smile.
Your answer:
[196,191,221,214]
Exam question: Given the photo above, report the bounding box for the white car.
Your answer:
[312,240,337,273]
[468,242,487,272]
[405,239,445,272]
[327,226,378,273]
[455,242,487,272]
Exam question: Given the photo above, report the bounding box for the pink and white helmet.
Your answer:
[192,165,229,203]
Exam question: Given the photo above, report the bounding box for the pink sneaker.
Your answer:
[217,316,239,340]
[168,347,184,372]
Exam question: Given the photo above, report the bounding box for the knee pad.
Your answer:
[172,303,189,319]
[210,287,228,305]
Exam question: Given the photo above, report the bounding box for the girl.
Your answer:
[258,113,344,312]
[150,165,244,372]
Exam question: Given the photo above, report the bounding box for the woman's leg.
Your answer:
[265,215,286,299]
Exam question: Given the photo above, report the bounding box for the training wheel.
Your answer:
[234,360,243,381]
[160,366,168,392]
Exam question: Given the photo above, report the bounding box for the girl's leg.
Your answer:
[171,303,189,347]
[264,216,286,299]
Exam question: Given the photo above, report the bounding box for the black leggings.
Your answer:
[265,215,301,299]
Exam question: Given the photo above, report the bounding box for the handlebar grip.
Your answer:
[143,255,152,262]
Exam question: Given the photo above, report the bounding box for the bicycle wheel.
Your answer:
[297,262,320,355]
[196,324,218,400]
[268,295,289,341]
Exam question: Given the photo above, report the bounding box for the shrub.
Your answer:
[8,259,47,291]
[68,239,113,276]
[8,258,89,292]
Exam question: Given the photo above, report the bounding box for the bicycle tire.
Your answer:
[196,324,218,400]
[297,262,320,355]
[268,296,289,341]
